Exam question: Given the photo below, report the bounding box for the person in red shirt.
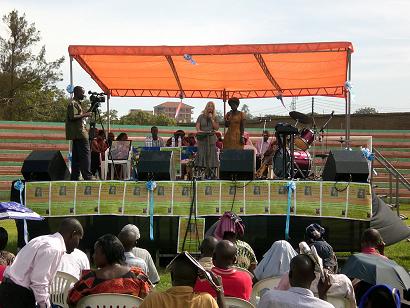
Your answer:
[360,228,388,259]
[194,240,253,301]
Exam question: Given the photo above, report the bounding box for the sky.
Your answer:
[2,0,410,120]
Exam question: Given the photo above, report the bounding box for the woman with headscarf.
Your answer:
[254,240,297,282]
[223,97,245,149]
[358,284,401,308]
[195,101,219,179]
[214,211,257,272]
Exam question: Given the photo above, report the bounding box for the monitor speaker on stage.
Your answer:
[219,149,255,181]
[322,150,369,183]
[137,151,175,181]
[21,150,70,181]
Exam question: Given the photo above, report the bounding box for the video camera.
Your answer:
[88,91,106,112]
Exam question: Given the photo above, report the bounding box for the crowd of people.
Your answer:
[0,213,407,307]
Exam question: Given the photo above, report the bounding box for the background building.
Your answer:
[154,101,194,123]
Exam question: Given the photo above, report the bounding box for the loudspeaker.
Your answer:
[220,149,255,180]
[322,150,369,183]
[137,151,175,181]
[21,151,70,181]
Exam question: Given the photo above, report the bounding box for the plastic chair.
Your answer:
[49,271,78,308]
[224,297,255,308]
[103,141,133,180]
[250,276,282,306]
[76,293,143,308]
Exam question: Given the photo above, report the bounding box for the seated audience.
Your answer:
[67,234,151,306]
[258,254,333,308]
[358,284,401,308]
[361,228,387,259]
[90,130,108,177]
[0,218,83,308]
[166,130,190,147]
[187,132,197,146]
[140,251,224,308]
[0,227,15,266]
[116,132,129,141]
[254,240,297,281]
[118,229,148,273]
[57,248,90,280]
[195,240,253,301]
[145,126,165,147]
[107,132,115,147]
[214,211,258,272]
[198,236,219,271]
[277,239,356,308]
[121,224,160,284]
[305,224,338,272]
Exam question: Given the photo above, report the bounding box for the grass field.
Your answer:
[1,205,409,292]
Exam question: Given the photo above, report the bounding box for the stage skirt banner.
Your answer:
[177,217,205,254]
[25,180,372,220]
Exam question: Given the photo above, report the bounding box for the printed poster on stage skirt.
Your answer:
[75,182,100,215]
[123,182,149,215]
[269,181,290,215]
[177,217,205,254]
[220,182,245,215]
[321,182,348,218]
[173,182,194,216]
[295,181,321,217]
[197,181,221,216]
[153,182,173,215]
[245,181,270,215]
[99,181,125,215]
[25,182,50,216]
[347,183,372,220]
[50,182,76,216]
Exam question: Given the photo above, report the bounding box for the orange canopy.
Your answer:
[68,42,353,99]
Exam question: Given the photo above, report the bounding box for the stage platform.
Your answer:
[19,180,372,256]
[24,180,372,220]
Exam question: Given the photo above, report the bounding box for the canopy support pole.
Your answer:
[107,94,110,132]
[254,53,282,93]
[69,56,73,99]
[223,89,227,135]
[345,50,352,148]
[165,56,185,98]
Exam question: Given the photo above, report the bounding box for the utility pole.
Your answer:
[311,97,314,115]
[291,97,297,111]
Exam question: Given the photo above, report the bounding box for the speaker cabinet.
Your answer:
[21,151,70,181]
[220,149,255,180]
[322,150,369,183]
[137,151,175,181]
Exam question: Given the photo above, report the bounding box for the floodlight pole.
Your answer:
[106,93,111,132]
[345,50,352,148]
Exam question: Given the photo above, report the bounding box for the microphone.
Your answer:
[331,111,335,116]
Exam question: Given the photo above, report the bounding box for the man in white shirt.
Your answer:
[118,229,148,273]
[121,224,160,284]
[258,254,333,308]
[255,130,271,157]
[145,126,165,147]
[57,248,90,280]
[0,218,83,308]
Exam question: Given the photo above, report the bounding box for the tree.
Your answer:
[118,110,176,126]
[215,110,224,122]
[354,107,378,115]
[241,104,253,120]
[100,109,119,124]
[0,10,66,121]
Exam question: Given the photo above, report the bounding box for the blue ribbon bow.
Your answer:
[183,54,197,65]
[285,181,296,241]
[146,181,157,241]
[361,147,374,161]
[66,84,74,94]
[14,179,28,244]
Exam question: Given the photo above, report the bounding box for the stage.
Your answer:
[18,179,372,257]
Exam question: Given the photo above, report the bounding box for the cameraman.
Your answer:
[65,86,94,181]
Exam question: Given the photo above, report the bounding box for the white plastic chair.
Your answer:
[250,276,282,306]
[224,297,255,308]
[49,271,78,308]
[103,141,132,180]
[76,293,143,308]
